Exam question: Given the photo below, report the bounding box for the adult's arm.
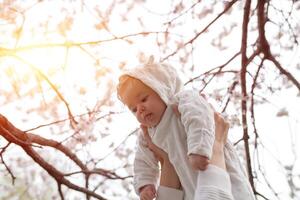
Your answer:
[133,129,160,194]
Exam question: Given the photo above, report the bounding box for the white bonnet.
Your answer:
[120,56,183,104]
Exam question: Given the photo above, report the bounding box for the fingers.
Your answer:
[140,124,152,144]
[214,112,221,123]
[214,112,230,143]
[140,124,148,135]
[141,192,155,200]
[188,154,209,171]
[140,185,156,200]
[141,124,161,150]
[214,112,229,129]
[140,124,167,162]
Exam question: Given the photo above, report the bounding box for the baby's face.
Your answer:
[121,80,166,127]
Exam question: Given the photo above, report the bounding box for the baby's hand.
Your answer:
[139,184,156,200]
[188,154,209,171]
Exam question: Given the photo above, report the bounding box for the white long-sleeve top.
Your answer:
[133,90,255,200]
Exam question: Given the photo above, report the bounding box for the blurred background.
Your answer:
[0,0,299,199]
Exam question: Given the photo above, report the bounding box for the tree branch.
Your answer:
[0,31,172,55]
[240,0,255,190]
[13,55,79,129]
[162,0,238,61]
[257,0,300,91]
[0,114,107,200]
[0,142,16,184]
[184,51,240,86]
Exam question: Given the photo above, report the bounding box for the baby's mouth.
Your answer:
[144,113,153,121]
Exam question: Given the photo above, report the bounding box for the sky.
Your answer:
[0,0,300,199]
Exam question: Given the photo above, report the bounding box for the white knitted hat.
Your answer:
[120,56,183,104]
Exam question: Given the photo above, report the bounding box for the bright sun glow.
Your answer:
[1,1,299,199]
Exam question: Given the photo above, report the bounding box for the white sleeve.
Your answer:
[133,129,160,194]
[176,90,215,159]
[156,186,184,200]
[194,165,234,200]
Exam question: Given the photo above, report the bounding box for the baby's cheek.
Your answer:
[136,115,143,123]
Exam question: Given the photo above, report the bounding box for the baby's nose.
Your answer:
[138,105,145,113]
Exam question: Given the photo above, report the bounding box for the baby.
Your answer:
[117,59,255,200]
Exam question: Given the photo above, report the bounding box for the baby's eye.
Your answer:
[131,108,137,113]
[141,96,148,102]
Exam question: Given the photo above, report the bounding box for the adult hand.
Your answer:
[188,154,209,170]
[140,124,168,164]
[140,124,182,189]
[210,112,229,170]
[139,184,156,200]
[214,112,229,144]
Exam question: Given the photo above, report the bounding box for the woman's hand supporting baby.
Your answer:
[188,154,209,170]
[139,125,181,200]
[138,184,156,200]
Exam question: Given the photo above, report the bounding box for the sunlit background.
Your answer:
[0,0,300,199]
